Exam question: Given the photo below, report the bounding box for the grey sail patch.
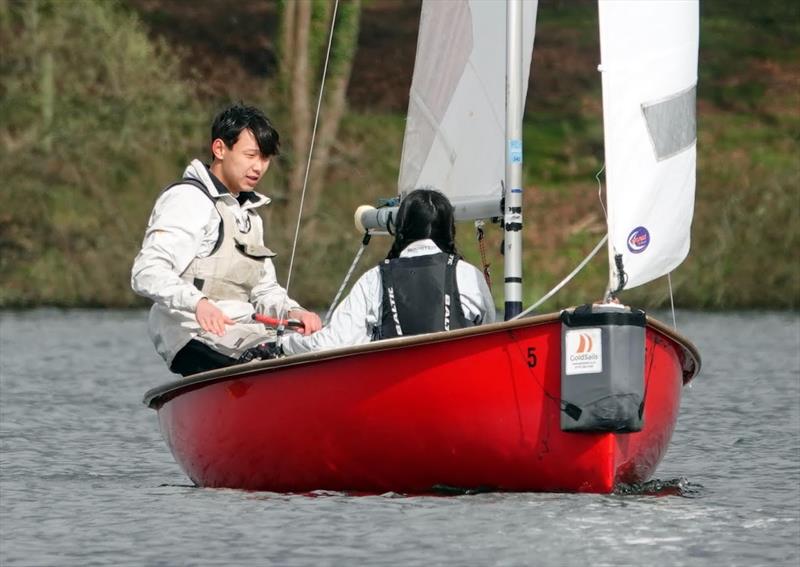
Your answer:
[641,84,696,161]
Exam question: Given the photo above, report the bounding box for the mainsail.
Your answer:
[398,0,538,220]
[599,0,699,292]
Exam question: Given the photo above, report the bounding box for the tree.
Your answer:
[277,0,361,231]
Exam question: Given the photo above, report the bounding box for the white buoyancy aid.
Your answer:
[147,178,281,365]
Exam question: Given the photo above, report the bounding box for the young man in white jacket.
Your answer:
[131,104,321,375]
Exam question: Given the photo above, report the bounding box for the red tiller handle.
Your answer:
[252,313,305,330]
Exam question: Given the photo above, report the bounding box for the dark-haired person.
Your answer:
[132,103,321,376]
[282,188,495,355]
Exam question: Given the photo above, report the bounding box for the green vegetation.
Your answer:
[0,0,796,310]
[0,0,205,306]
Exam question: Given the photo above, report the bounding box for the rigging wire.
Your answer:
[511,163,611,320]
[277,0,340,338]
[324,232,371,325]
[595,162,619,300]
[511,234,608,320]
[667,272,677,330]
[596,164,608,224]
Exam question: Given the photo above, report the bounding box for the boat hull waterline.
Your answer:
[144,313,699,494]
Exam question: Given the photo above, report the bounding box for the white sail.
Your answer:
[599,0,699,292]
[398,0,538,220]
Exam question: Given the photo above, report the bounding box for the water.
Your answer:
[1,310,798,566]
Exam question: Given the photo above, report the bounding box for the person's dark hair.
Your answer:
[211,103,280,158]
[386,188,460,259]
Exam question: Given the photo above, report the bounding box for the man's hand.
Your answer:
[289,309,322,336]
[196,298,234,336]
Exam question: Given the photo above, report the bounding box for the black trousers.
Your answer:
[170,339,239,377]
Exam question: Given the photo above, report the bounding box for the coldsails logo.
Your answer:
[575,332,593,354]
[627,226,650,254]
[565,328,603,375]
[570,333,598,363]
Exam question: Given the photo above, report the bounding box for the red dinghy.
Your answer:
[143,313,699,493]
[143,0,703,493]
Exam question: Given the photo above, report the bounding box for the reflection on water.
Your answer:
[0,309,798,566]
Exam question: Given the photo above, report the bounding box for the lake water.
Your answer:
[1,309,798,565]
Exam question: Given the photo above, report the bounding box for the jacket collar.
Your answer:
[400,239,443,258]
[182,159,271,208]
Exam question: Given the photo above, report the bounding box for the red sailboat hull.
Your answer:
[144,313,700,494]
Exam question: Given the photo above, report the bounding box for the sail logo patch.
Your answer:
[627,226,650,254]
[565,328,603,375]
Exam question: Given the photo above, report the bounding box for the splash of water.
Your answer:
[614,477,703,498]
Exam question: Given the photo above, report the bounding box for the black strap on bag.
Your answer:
[162,178,225,255]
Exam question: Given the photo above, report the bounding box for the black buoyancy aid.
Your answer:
[377,253,474,340]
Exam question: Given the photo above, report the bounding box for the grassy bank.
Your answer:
[0,0,797,310]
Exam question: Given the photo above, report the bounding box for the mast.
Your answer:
[504,0,524,320]
[356,0,538,314]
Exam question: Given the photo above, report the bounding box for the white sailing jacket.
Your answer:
[131,159,302,365]
[282,239,496,355]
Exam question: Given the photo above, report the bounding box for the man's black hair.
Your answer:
[211,103,280,157]
[387,188,460,259]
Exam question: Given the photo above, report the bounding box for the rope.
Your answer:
[475,220,492,290]
[277,0,340,338]
[324,233,371,325]
[511,234,608,320]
